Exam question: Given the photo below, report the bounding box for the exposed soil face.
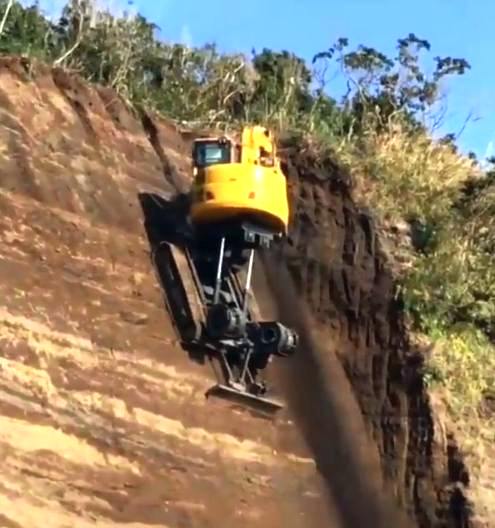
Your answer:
[266,146,475,528]
[0,56,479,528]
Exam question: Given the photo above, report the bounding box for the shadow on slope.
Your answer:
[260,250,414,528]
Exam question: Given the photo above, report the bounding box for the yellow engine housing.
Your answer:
[189,126,289,236]
[190,163,289,235]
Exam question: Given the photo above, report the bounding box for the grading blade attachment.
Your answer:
[205,383,284,416]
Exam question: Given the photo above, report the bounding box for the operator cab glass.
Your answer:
[193,140,232,168]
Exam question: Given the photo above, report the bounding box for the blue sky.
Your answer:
[30,0,495,159]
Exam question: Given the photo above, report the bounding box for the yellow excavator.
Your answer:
[190,125,289,236]
[153,125,298,414]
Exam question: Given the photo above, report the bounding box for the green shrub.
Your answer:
[423,323,495,428]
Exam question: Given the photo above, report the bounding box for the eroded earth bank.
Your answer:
[0,57,478,528]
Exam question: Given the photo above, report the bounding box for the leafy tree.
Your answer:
[249,49,312,123]
[0,0,59,58]
[313,34,471,133]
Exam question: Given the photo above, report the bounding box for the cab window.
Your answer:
[194,141,231,168]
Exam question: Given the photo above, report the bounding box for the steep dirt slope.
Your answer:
[0,57,333,528]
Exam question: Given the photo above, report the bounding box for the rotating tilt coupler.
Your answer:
[206,304,247,340]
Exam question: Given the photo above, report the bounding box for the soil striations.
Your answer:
[0,55,481,528]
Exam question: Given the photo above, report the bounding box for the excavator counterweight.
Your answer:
[151,125,298,415]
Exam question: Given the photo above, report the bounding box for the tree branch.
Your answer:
[54,2,85,66]
[0,0,14,37]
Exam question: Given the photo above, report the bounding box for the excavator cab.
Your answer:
[192,137,233,170]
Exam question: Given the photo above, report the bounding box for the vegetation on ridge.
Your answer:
[1,0,494,431]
